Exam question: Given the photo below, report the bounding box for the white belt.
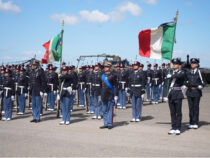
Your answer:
[4,87,12,97]
[131,84,141,87]
[18,86,24,94]
[48,83,53,91]
[87,83,91,85]
[15,82,18,91]
[152,78,159,85]
[120,81,126,89]
[79,82,85,89]
[92,84,100,86]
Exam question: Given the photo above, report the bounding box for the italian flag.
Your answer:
[138,22,176,60]
[41,31,63,64]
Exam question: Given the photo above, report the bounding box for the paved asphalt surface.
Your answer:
[0,88,210,157]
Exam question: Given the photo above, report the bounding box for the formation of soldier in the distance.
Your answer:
[0,57,206,135]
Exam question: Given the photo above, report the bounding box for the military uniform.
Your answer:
[100,61,118,129]
[167,58,185,135]
[151,64,161,104]
[46,66,59,111]
[118,64,128,109]
[29,61,47,123]
[59,66,74,125]
[92,63,102,119]
[145,64,153,102]
[17,67,28,114]
[128,61,146,122]
[78,67,86,107]
[160,63,168,101]
[2,69,15,121]
[185,58,206,129]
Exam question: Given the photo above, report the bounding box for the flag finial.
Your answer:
[174,10,179,23]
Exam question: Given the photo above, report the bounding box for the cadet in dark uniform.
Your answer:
[59,66,74,125]
[185,58,206,129]
[17,67,28,115]
[160,63,168,102]
[92,62,102,119]
[78,66,86,107]
[100,61,118,129]
[118,64,128,109]
[146,64,153,102]
[46,65,59,111]
[29,61,47,123]
[128,61,146,122]
[167,58,185,135]
[151,64,161,104]
[2,68,15,121]
[86,65,94,114]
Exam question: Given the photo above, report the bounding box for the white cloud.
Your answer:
[80,10,109,23]
[141,0,158,5]
[0,0,21,13]
[118,1,142,16]
[51,1,142,25]
[50,14,80,25]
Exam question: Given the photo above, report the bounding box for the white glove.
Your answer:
[27,87,30,90]
[0,91,2,95]
[53,91,56,95]
[72,90,76,95]
[98,96,101,102]
[114,96,118,101]
[44,93,48,97]
[125,88,128,92]
[57,94,60,101]
[149,83,152,87]
[25,93,28,97]
[40,92,43,97]
[83,88,86,93]
[181,85,187,91]
[159,85,161,88]
[67,87,72,95]
[198,85,203,90]
[11,96,15,101]
[167,74,172,78]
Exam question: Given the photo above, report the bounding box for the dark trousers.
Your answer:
[168,99,182,130]
[187,96,200,125]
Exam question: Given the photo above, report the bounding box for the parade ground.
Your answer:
[0,88,210,157]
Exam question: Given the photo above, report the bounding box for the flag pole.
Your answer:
[167,10,179,96]
[60,20,64,73]
[56,20,64,118]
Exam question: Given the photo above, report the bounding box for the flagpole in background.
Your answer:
[60,20,64,73]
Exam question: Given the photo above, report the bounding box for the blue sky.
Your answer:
[0,0,210,67]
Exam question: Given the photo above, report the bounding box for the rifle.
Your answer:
[84,89,89,112]
[0,90,3,120]
[15,83,19,113]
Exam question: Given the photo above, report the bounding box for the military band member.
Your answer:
[17,67,28,115]
[151,64,161,104]
[129,61,146,122]
[167,58,185,135]
[2,69,15,121]
[185,58,206,129]
[29,61,47,123]
[100,61,118,129]
[92,62,102,119]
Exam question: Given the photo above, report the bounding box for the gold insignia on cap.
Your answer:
[192,58,195,61]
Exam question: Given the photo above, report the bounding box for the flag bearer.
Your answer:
[167,58,185,135]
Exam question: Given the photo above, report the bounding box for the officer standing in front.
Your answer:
[128,61,146,122]
[100,61,118,129]
[29,61,47,123]
[167,58,185,135]
[185,58,206,129]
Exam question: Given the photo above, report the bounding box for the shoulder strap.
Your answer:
[198,69,204,85]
